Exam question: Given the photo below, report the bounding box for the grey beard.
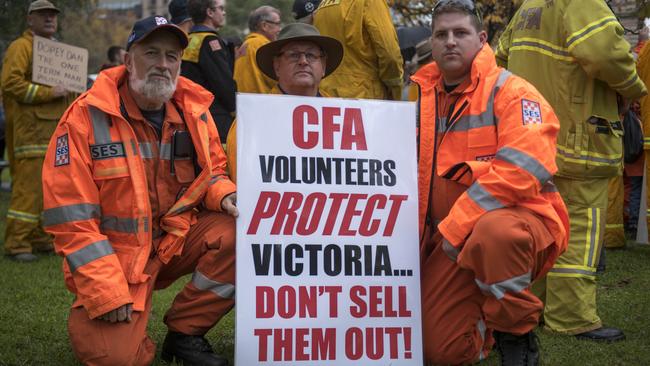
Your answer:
[129,73,177,106]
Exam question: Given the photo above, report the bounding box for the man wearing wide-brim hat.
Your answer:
[226,23,343,182]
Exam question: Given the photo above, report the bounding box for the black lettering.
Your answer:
[285,244,303,276]
[259,155,274,182]
[324,244,341,276]
[374,245,392,276]
[305,244,322,275]
[383,160,396,186]
[252,243,272,275]
[345,245,362,275]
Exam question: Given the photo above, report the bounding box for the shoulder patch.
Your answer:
[521,99,542,125]
[209,39,222,51]
[55,134,70,167]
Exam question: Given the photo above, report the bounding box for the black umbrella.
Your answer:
[397,26,432,62]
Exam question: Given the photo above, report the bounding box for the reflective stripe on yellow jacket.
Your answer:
[313,0,403,100]
[0,30,75,158]
[233,32,275,94]
[495,0,647,178]
[412,45,569,274]
[42,66,236,319]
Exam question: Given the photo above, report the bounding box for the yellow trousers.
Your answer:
[533,175,607,334]
[3,156,51,255]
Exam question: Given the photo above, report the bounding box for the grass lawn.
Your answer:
[1,188,649,365]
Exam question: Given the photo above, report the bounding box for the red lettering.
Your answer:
[271,192,303,235]
[247,191,280,234]
[369,286,382,317]
[385,327,401,359]
[349,286,367,318]
[322,107,341,149]
[399,286,412,317]
[322,285,342,317]
[256,286,274,318]
[277,286,296,319]
[323,193,347,235]
[345,327,363,360]
[383,195,408,236]
[313,328,336,360]
[293,105,319,149]
[299,286,317,318]
[341,108,367,150]
[295,328,310,361]
[339,194,366,235]
[273,328,293,361]
[366,327,384,360]
[359,194,387,236]
[254,328,272,361]
[296,192,326,235]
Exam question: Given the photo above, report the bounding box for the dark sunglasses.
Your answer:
[432,0,482,25]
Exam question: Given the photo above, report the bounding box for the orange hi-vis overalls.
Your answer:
[412,45,569,365]
[42,66,236,366]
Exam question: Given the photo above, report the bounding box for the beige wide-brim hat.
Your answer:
[256,23,343,81]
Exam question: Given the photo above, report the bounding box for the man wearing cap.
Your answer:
[1,0,75,262]
[180,0,236,144]
[233,6,282,94]
[42,15,237,366]
[313,0,404,100]
[292,0,321,24]
[169,0,193,33]
[226,23,342,182]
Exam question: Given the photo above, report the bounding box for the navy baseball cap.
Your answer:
[126,16,189,51]
[292,0,321,20]
[169,0,191,25]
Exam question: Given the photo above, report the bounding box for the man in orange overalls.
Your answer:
[42,16,237,366]
[412,1,569,365]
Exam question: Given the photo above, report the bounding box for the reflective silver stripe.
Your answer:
[512,40,572,58]
[448,70,511,132]
[43,203,101,226]
[89,106,112,144]
[130,140,138,156]
[100,216,139,233]
[160,143,172,160]
[139,143,154,159]
[556,148,621,165]
[566,17,618,48]
[477,318,487,361]
[496,147,551,185]
[191,270,235,299]
[541,181,558,193]
[467,182,505,211]
[548,267,596,276]
[587,207,598,267]
[442,239,459,262]
[66,240,114,272]
[475,271,532,300]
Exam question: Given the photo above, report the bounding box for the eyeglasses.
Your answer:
[264,19,282,26]
[432,0,482,24]
[278,50,324,63]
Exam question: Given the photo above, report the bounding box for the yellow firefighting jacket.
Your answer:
[1,30,75,159]
[313,0,403,100]
[233,32,275,94]
[495,0,647,178]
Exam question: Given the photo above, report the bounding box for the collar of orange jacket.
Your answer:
[411,43,496,92]
[85,65,214,120]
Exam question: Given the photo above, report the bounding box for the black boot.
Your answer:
[493,330,539,366]
[161,331,229,366]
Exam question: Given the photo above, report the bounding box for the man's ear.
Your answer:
[124,51,133,71]
[478,30,488,45]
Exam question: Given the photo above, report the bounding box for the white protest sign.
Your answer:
[235,93,422,365]
[32,36,88,94]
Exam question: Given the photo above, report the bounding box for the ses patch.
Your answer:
[521,99,542,125]
[90,142,126,160]
[55,134,70,167]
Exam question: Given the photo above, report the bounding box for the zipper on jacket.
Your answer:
[420,89,441,244]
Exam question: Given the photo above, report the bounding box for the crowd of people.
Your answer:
[1,0,649,365]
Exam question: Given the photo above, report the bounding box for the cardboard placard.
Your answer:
[235,93,422,365]
[32,36,88,94]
